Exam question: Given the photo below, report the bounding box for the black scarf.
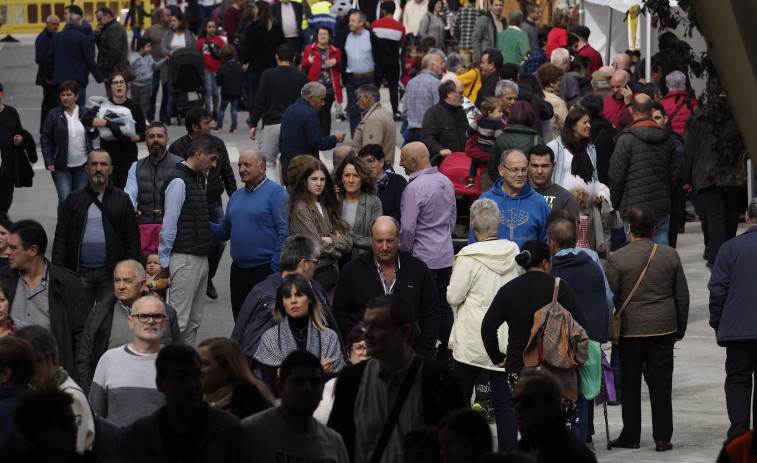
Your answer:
[566,138,594,184]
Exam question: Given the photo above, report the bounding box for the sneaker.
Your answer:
[212,126,222,132]
[465,177,475,188]
[472,400,495,423]
[230,128,238,134]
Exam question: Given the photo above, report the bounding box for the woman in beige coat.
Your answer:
[537,63,569,141]
[447,198,521,451]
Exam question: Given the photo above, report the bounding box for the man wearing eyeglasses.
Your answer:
[88,295,169,428]
[76,259,181,395]
[471,149,551,248]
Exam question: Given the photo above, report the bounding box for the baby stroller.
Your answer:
[169,48,206,126]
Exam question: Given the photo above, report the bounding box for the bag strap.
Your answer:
[615,244,657,317]
[369,357,422,463]
[533,133,539,147]
[552,277,560,305]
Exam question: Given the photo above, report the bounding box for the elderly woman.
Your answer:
[537,63,568,141]
[357,144,407,222]
[40,81,99,212]
[606,205,689,452]
[447,198,521,451]
[333,156,382,263]
[253,273,345,395]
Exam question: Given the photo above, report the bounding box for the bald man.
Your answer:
[399,142,456,360]
[612,53,631,73]
[609,94,678,245]
[602,70,634,131]
[36,14,60,127]
[210,149,290,318]
[402,53,445,145]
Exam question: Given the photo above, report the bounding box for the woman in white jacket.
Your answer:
[447,197,521,451]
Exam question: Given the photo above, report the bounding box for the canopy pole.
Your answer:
[579,0,585,25]
[605,7,613,65]
[645,10,652,82]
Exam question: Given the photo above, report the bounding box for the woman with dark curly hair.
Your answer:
[333,156,382,263]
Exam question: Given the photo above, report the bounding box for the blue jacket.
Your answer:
[470,178,551,248]
[40,105,98,169]
[279,98,337,184]
[46,23,104,86]
[35,28,55,86]
[708,226,757,345]
[551,249,612,342]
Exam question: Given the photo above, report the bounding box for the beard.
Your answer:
[91,175,106,186]
[149,145,165,158]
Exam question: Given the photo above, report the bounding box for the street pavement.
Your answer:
[0,34,739,462]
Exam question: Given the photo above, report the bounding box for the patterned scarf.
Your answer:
[377,162,395,191]
[51,366,69,388]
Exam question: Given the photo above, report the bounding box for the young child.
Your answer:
[144,252,168,300]
[215,44,244,133]
[402,46,422,87]
[125,0,149,51]
[570,187,592,250]
[465,97,504,187]
[196,18,225,122]
[128,38,167,117]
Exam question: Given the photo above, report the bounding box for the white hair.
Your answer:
[665,70,687,92]
[470,198,501,235]
[550,48,570,65]
[301,82,326,99]
[495,79,519,97]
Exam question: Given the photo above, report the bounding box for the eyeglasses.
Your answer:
[131,313,166,323]
[111,80,126,86]
[501,166,528,174]
[351,344,367,353]
[509,395,555,408]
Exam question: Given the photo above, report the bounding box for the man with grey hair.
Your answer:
[444,53,468,79]
[332,146,356,169]
[496,10,530,66]
[709,198,757,442]
[46,9,105,105]
[35,14,60,127]
[76,259,180,393]
[660,70,696,137]
[210,149,289,318]
[422,79,468,164]
[279,81,347,185]
[52,150,141,310]
[233,235,341,364]
[495,79,519,117]
[15,325,95,452]
[473,149,550,247]
[602,70,633,130]
[551,47,580,106]
[402,53,445,145]
[352,84,396,164]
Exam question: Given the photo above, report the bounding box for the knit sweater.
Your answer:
[88,345,165,428]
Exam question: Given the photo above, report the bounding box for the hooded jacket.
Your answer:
[608,118,677,218]
[471,178,551,248]
[447,239,522,369]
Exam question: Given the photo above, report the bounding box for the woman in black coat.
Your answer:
[242,1,285,115]
[580,92,617,185]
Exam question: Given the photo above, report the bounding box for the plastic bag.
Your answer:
[89,96,137,141]
[578,340,601,400]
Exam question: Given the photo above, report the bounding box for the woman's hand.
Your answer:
[322,236,334,244]
[308,54,315,64]
[324,58,336,68]
[13,135,23,147]
[321,357,334,374]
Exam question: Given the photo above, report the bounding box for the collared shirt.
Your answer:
[345,29,374,75]
[402,70,441,129]
[245,176,267,193]
[399,167,456,269]
[64,106,88,168]
[11,262,51,330]
[354,355,424,463]
[158,162,189,267]
[280,2,299,38]
[373,256,401,294]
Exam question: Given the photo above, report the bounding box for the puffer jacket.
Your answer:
[608,118,677,218]
[661,89,696,137]
[447,239,522,370]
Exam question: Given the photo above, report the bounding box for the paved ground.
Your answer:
[0,34,739,462]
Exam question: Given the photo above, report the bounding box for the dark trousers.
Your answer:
[404,127,423,146]
[112,162,132,190]
[374,61,400,114]
[40,83,59,130]
[618,334,675,443]
[230,262,273,320]
[428,266,453,358]
[318,92,335,136]
[79,266,114,310]
[345,73,375,136]
[247,70,263,121]
[699,186,744,266]
[724,340,757,440]
[207,204,226,283]
[453,360,517,450]
[284,37,303,53]
[0,162,15,213]
[148,69,160,121]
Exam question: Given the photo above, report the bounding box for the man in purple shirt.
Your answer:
[399,142,457,361]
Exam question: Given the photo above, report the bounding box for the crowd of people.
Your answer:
[0,0,753,462]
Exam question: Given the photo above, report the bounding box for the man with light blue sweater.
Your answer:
[210,149,289,319]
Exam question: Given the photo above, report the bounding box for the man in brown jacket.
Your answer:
[351,84,396,164]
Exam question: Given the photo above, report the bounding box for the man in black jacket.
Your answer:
[52,149,140,309]
[94,7,128,78]
[1,219,89,385]
[76,259,181,394]
[475,48,503,108]
[332,216,440,358]
[168,108,237,299]
[328,294,464,462]
[421,79,468,165]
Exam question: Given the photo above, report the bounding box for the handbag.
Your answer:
[607,244,657,343]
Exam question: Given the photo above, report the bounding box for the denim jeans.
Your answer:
[79,266,114,310]
[51,164,89,210]
[217,98,238,130]
[453,361,517,451]
[576,391,589,441]
[203,70,219,116]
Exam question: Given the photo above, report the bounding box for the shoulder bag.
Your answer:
[607,243,657,343]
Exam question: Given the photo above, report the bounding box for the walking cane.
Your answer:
[602,367,611,450]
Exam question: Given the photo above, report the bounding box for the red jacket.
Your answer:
[602,94,633,131]
[302,44,343,104]
[545,27,567,59]
[577,43,603,74]
[197,36,225,73]
[661,90,697,137]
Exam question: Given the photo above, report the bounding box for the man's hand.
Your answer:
[249,126,256,140]
[159,267,170,280]
[13,135,23,147]
[439,149,452,157]
[683,184,692,192]
[321,357,335,374]
[621,86,633,105]
[334,132,346,143]
[47,165,55,172]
